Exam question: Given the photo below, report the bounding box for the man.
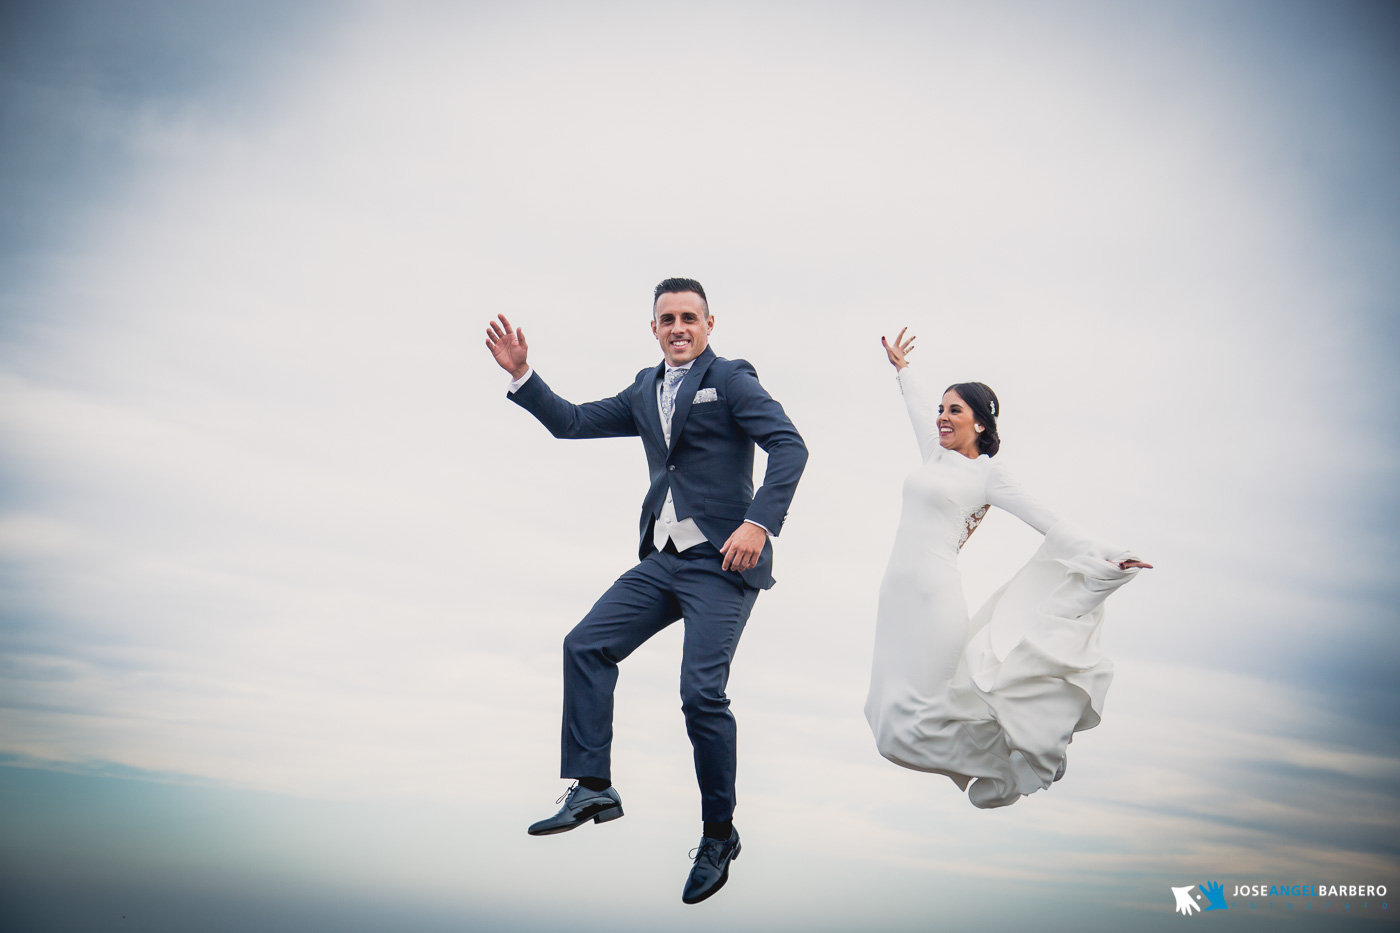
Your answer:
[485,278,807,904]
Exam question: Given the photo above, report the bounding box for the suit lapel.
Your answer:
[667,346,715,452]
[641,361,666,450]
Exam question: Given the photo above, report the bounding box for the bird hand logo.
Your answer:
[1172,881,1229,916]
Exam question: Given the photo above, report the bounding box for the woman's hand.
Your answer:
[882,327,915,370]
[1118,560,1153,570]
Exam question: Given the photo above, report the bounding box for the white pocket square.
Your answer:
[693,388,718,404]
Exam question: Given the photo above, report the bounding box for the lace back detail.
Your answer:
[958,504,990,549]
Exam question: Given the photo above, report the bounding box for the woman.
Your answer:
[865,328,1151,808]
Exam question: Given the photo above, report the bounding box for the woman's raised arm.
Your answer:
[884,328,942,462]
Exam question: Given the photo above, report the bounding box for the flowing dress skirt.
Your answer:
[865,522,1138,808]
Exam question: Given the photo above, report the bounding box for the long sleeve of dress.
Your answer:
[961,467,1141,807]
[985,460,1061,535]
[896,366,943,463]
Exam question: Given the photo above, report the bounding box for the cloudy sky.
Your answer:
[1,1,1397,930]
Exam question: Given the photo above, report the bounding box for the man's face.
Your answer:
[652,291,713,367]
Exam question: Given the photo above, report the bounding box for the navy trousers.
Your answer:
[560,540,759,822]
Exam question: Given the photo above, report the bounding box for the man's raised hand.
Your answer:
[486,314,530,380]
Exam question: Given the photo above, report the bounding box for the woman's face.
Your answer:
[937,389,980,456]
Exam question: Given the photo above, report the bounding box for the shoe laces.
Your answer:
[556,782,579,804]
[690,836,724,861]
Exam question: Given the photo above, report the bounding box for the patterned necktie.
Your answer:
[661,367,686,425]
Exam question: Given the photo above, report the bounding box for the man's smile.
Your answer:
[652,289,712,367]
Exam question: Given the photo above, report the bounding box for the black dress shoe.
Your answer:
[682,828,741,904]
[526,782,624,836]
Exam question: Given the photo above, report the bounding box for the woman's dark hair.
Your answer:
[945,382,1001,457]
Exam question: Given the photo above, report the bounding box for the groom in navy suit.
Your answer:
[485,278,807,904]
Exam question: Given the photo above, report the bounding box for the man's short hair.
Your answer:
[653,278,709,318]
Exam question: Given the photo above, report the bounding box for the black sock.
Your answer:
[703,819,733,840]
[578,776,611,792]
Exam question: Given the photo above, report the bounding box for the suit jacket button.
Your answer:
[668,465,675,472]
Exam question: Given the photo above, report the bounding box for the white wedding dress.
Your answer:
[865,366,1141,808]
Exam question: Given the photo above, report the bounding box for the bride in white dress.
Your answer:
[865,329,1151,809]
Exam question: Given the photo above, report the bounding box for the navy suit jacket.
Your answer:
[509,345,807,590]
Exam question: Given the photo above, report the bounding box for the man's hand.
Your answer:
[486,314,529,380]
[720,522,766,573]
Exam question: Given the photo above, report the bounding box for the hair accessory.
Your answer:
[988,399,997,416]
